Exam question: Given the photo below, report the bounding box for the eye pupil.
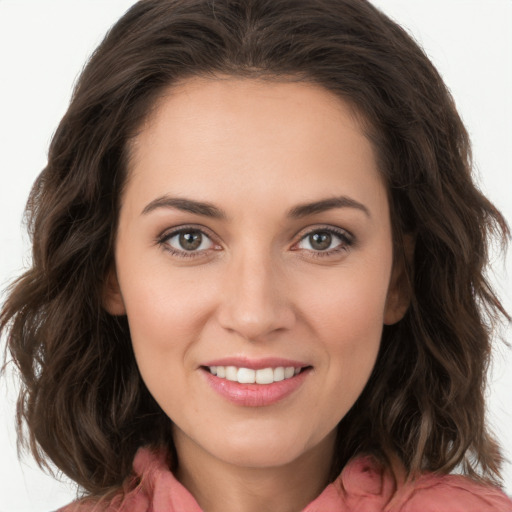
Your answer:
[179,231,202,250]
[310,232,332,250]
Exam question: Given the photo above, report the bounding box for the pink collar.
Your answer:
[88,447,511,512]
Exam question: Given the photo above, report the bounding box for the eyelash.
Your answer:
[156,225,354,259]
[157,225,219,259]
[292,226,354,258]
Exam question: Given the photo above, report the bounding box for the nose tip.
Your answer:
[216,257,295,341]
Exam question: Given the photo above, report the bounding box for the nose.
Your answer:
[216,250,296,342]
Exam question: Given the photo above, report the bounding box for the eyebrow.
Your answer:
[287,196,371,218]
[141,194,370,219]
[141,196,226,218]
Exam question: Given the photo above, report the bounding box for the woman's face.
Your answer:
[107,78,408,471]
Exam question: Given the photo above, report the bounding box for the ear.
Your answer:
[102,267,126,316]
[384,234,414,325]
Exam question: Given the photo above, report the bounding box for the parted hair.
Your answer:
[1,0,509,497]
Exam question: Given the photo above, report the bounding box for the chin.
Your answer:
[201,424,332,470]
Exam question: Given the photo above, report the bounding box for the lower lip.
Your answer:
[202,368,310,407]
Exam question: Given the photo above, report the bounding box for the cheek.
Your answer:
[118,265,216,413]
[116,253,219,362]
[297,257,390,394]
[301,261,390,341]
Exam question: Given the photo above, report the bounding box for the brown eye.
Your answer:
[309,232,332,251]
[295,228,352,254]
[164,229,214,253]
[179,231,203,250]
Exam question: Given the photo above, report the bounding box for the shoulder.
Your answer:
[56,446,202,512]
[389,472,512,512]
[331,454,512,512]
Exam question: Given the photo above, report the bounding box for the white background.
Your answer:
[0,1,511,510]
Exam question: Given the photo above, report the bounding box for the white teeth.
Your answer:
[255,367,274,384]
[208,365,303,384]
[226,366,238,381]
[284,366,295,379]
[273,366,285,382]
[237,367,256,383]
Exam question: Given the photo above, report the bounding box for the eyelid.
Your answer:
[156,223,354,259]
[291,225,355,254]
[157,224,222,257]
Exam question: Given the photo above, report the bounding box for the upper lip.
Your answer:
[201,357,309,370]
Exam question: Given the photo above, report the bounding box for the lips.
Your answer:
[201,358,311,407]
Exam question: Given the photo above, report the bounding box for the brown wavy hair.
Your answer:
[1,0,509,497]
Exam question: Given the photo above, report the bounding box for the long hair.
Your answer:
[1,0,509,496]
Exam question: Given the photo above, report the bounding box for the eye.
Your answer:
[294,227,353,255]
[159,227,217,256]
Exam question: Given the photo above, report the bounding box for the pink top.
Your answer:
[60,447,512,511]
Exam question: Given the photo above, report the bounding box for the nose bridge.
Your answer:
[218,244,293,340]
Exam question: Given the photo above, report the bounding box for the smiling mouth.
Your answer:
[203,365,308,385]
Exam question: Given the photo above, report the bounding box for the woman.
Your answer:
[1,0,511,510]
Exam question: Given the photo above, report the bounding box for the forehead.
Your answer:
[134,76,369,149]
[124,77,387,221]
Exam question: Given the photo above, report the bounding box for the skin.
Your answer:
[105,77,409,512]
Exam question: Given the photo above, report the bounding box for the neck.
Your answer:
[174,429,336,512]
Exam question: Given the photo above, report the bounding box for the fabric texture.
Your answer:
[59,447,512,511]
